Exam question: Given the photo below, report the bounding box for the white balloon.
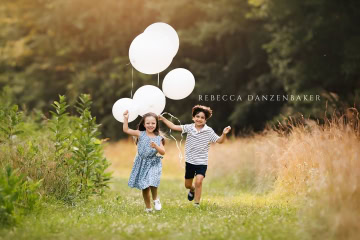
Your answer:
[133,85,166,116]
[162,68,195,100]
[112,98,139,123]
[145,22,180,58]
[129,32,173,74]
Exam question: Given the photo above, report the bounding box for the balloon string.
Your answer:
[131,67,134,98]
[160,112,184,169]
[157,73,159,86]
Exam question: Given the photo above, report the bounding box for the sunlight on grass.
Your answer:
[2,113,359,240]
[104,113,360,240]
[0,178,299,240]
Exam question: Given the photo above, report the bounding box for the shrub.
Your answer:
[71,94,111,197]
[48,94,111,202]
[0,166,41,227]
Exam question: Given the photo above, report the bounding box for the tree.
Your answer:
[249,0,360,117]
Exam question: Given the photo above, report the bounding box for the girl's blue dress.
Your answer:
[128,131,163,190]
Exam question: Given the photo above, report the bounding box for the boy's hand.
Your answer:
[123,110,129,119]
[150,141,157,148]
[223,126,231,134]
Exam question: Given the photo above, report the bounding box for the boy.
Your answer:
[159,105,231,206]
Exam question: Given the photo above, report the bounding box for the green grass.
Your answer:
[0,178,301,240]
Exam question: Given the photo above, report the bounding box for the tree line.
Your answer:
[1,0,359,139]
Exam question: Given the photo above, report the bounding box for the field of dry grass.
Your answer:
[105,113,360,240]
[3,112,358,239]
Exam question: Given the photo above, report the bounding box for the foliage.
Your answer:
[47,94,112,202]
[49,95,71,163]
[151,0,281,133]
[0,0,157,139]
[0,89,112,205]
[71,94,111,197]
[0,0,359,138]
[47,95,74,199]
[0,87,24,143]
[248,0,360,116]
[0,166,41,227]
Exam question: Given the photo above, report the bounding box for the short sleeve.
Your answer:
[181,124,193,134]
[209,128,220,143]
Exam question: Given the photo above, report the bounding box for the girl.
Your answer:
[123,110,165,212]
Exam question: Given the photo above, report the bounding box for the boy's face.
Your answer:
[192,111,207,127]
[144,116,157,132]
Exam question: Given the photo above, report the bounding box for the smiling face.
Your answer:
[143,116,157,133]
[192,111,207,127]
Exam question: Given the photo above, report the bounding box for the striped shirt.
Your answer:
[181,123,220,165]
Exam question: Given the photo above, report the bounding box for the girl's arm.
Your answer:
[217,126,231,144]
[123,110,140,137]
[150,141,165,155]
[158,115,182,131]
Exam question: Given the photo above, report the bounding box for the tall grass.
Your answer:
[216,111,360,239]
[1,93,112,206]
[107,109,360,239]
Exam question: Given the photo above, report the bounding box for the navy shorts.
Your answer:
[185,162,208,179]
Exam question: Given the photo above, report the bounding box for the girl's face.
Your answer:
[143,116,157,132]
[192,112,206,126]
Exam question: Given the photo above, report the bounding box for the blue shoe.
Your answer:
[188,190,195,201]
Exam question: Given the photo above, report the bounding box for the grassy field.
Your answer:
[1,116,359,240]
[0,179,300,240]
[0,140,302,240]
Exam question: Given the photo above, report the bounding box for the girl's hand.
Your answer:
[223,126,231,134]
[123,110,129,119]
[158,115,164,121]
[150,141,157,148]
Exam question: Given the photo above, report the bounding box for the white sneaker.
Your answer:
[145,208,153,213]
[154,199,162,211]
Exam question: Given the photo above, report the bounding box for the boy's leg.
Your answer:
[185,162,196,201]
[142,187,151,209]
[194,174,204,204]
[150,186,158,200]
[184,162,195,192]
[185,178,195,201]
[184,178,195,192]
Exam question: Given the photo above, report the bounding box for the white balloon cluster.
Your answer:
[112,22,196,123]
[129,23,179,75]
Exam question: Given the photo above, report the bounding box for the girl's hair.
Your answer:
[192,105,213,120]
[135,112,165,145]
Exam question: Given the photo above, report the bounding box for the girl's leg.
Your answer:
[142,187,151,209]
[185,178,195,192]
[194,175,204,203]
[150,186,162,210]
[150,186,158,200]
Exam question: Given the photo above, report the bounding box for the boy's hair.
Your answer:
[192,105,213,120]
[135,112,165,145]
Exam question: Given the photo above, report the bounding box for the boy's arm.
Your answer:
[123,110,140,136]
[158,115,182,132]
[216,126,231,144]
